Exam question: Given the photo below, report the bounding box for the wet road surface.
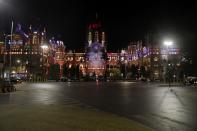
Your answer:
[1,82,197,131]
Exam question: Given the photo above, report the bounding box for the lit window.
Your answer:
[154,57,158,61]
[80,64,83,69]
[121,57,124,61]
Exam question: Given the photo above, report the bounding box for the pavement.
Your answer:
[0,104,153,131]
[1,81,197,131]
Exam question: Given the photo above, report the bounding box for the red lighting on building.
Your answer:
[88,23,101,30]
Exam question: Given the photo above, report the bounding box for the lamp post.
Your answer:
[3,21,13,80]
[124,53,127,80]
[3,35,8,78]
[164,40,173,65]
[164,41,173,58]
[124,60,127,80]
[164,40,173,86]
[10,21,13,80]
[16,59,21,74]
[41,44,48,80]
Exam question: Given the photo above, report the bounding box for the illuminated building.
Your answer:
[47,38,65,78]
[105,40,181,81]
[64,51,86,77]
[1,24,48,79]
[85,21,107,76]
[123,41,181,81]
[0,23,181,81]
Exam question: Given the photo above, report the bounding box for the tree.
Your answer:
[49,64,60,80]
[109,68,122,80]
[120,64,126,78]
[74,65,80,80]
[130,64,138,78]
[62,64,69,77]
[180,55,195,77]
[69,65,80,80]
[166,65,174,85]
[69,65,75,79]
[140,66,147,77]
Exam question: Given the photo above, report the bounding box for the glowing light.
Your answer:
[12,70,16,74]
[88,23,101,29]
[41,45,48,50]
[16,60,21,63]
[164,41,173,47]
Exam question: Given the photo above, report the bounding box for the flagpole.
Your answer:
[9,21,13,81]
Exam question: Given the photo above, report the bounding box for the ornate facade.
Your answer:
[0,23,181,81]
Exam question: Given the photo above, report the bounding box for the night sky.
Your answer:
[1,0,197,58]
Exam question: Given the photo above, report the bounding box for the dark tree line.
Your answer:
[62,64,81,80]
[120,64,149,79]
[49,64,60,80]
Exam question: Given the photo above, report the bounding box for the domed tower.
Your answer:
[87,14,106,48]
[85,14,107,77]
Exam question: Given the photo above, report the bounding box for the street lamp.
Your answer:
[41,44,48,80]
[3,21,13,80]
[41,45,48,50]
[163,40,173,61]
[124,60,128,79]
[163,40,174,85]
[16,59,21,75]
[3,35,8,78]
[124,52,128,80]
[164,41,173,47]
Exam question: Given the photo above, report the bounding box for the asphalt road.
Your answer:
[1,81,197,131]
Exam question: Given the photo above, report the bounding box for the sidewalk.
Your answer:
[0,104,154,131]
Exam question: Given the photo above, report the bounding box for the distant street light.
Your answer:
[41,44,48,50]
[16,59,21,64]
[16,59,21,75]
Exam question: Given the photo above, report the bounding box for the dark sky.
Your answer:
[1,0,197,57]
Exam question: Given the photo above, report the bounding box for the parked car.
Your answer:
[184,77,197,85]
[10,77,22,84]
